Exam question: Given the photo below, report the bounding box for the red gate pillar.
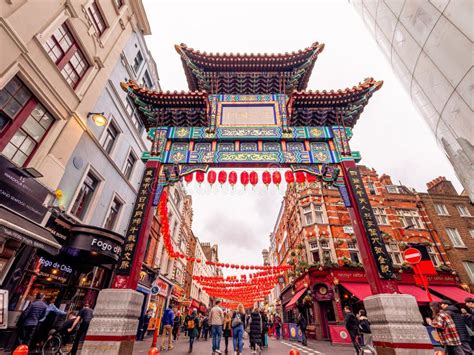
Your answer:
[82,160,162,355]
[340,160,433,353]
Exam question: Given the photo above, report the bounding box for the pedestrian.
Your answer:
[160,306,175,351]
[344,305,361,355]
[70,302,94,355]
[32,296,66,347]
[196,314,203,341]
[232,303,246,355]
[260,310,268,348]
[247,306,263,354]
[430,301,463,355]
[209,300,224,354]
[173,310,182,341]
[274,314,282,340]
[357,309,375,354]
[223,311,232,354]
[463,297,474,349]
[186,309,200,353]
[297,312,308,346]
[137,309,153,341]
[18,293,47,347]
[202,314,210,340]
[441,300,472,354]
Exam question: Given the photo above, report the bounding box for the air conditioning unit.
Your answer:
[343,226,354,234]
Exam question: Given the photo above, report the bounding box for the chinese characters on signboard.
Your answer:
[116,167,156,275]
[347,167,393,279]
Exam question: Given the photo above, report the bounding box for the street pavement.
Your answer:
[133,335,355,355]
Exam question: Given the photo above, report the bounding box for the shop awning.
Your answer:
[429,285,474,303]
[0,206,61,255]
[285,288,307,310]
[340,282,372,301]
[398,285,441,303]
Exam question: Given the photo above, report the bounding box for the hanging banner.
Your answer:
[346,167,393,279]
[116,167,157,275]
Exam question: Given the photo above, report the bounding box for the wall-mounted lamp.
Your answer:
[87,112,108,127]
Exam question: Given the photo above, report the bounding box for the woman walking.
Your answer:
[248,307,263,354]
[173,311,182,342]
[223,311,232,354]
[231,304,246,355]
[186,309,200,353]
[430,302,463,355]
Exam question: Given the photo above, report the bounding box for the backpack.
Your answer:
[359,319,371,334]
[187,317,195,330]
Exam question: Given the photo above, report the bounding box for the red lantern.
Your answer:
[306,172,317,183]
[196,171,205,184]
[184,173,193,184]
[229,171,237,187]
[262,171,271,187]
[240,171,249,188]
[249,171,258,187]
[207,170,217,185]
[218,171,227,185]
[272,171,282,186]
[285,170,295,184]
[295,171,306,184]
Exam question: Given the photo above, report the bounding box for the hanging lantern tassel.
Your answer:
[285,170,295,184]
[229,171,237,189]
[218,170,227,187]
[184,172,193,185]
[196,171,205,186]
[262,171,271,189]
[207,170,216,187]
[249,171,258,189]
[240,171,249,189]
[272,171,282,188]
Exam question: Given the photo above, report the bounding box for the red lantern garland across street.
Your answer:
[272,171,282,186]
[228,171,237,188]
[285,170,295,184]
[249,171,258,188]
[262,171,271,188]
[240,171,249,188]
[207,170,217,186]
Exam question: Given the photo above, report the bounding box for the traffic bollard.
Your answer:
[13,345,29,355]
[148,347,159,355]
[289,349,300,355]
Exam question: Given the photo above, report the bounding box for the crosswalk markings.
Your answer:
[280,340,322,355]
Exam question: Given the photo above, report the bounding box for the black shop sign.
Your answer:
[346,167,393,279]
[0,155,49,223]
[116,167,157,275]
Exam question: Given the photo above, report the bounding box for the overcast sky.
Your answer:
[143,0,461,274]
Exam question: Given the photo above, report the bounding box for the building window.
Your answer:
[347,241,360,263]
[133,51,144,73]
[373,207,389,225]
[123,152,136,180]
[104,197,122,230]
[457,205,471,217]
[309,239,333,264]
[88,1,107,36]
[434,204,449,216]
[1,78,54,166]
[387,242,402,265]
[464,262,474,283]
[113,0,124,8]
[367,180,377,195]
[102,122,118,154]
[446,228,465,248]
[70,172,99,219]
[469,229,474,239]
[43,23,89,88]
[142,70,153,88]
[301,204,324,226]
[125,96,143,131]
[302,205,313,226]
[396,209,424,229]
[386,185,399,194]
[426,246,440,266]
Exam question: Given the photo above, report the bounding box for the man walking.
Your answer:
[344,306,361,355]
[160,306,175,351]
[209,300,224,354]
[70,303,94,355]
[19,293,47,347]
[441,300,472,354]
[297,313,308,346]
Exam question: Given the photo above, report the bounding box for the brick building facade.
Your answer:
[419,177,474,292]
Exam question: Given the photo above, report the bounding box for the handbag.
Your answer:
[231,313,242,328]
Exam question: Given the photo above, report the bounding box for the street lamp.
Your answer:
[87,112,108,127]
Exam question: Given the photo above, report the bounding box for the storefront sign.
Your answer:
[0,156,49,223]
[346,167,393,279]
[116,167,157,275]
[332,270,367,282]
[0,290,7,329]
[37,256,73,284]
[153,278,169,297]
[199,305,207,313]
[171,285,184,298]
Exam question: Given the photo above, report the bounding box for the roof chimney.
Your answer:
[426,176,457,195]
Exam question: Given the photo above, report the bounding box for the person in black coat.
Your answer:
[441,300,472,354]
[247,308,263,352]
[344,306,361,355]
[297,313,308,346]
[260,310,268,348]
[464,297,474,349]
